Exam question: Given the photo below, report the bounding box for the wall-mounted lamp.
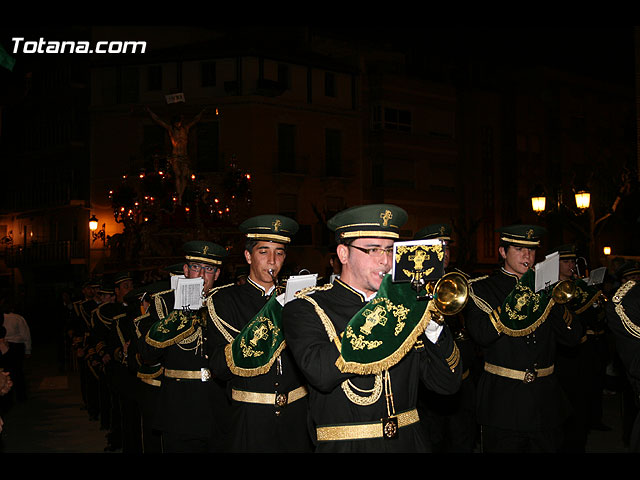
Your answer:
[603,246,611,256]
[89,215,106,245]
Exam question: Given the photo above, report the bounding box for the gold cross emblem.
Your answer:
[272,219,282,232]
[380,210,392,227]
[249,323,269,347]
[361,305,388,335]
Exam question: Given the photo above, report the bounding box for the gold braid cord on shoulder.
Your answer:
[206,283,240,343]
[613,281,640,340]
[468,281,503,335]
[133,312,150,339]
[294,283,341,349]
[152,289,173,321]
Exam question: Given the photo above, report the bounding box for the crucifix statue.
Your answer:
[146,106,207,205]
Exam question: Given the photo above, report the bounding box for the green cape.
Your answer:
[497,269,555,336]
[225,294,286,377]
[145,308,206,348]
[336,275,432,375]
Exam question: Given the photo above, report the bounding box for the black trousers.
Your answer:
[481,424,563,453]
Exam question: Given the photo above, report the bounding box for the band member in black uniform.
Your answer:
[87,279,117,442]
[69,279,100,421]
[606,278,640,451]
[141,241,228,453]
[208,214,312,453]
[465,225,584,453]
[551,244,608,451]
[95,272,135,452]
[282,204,462,452]
[414,223,479,452]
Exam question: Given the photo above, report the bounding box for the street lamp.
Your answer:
[89,215,106,245]
[574,190,591,210]
[531,185,547,214]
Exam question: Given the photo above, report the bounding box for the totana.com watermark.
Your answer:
[11,37,147,54]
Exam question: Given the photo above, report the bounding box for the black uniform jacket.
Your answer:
[282,278,462,453]
[606,280,640,395]
[208,278,312,453]
[140,289,223,438]
[465,268,584,432]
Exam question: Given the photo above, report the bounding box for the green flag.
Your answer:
[0,43,16,72]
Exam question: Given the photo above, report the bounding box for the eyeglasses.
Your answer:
[188,263,217,273]
[347,245,394,258]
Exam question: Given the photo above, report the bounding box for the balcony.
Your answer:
[5,240,87,268]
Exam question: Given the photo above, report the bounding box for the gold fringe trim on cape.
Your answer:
[613,281,640,340]
[334,301,434,375]
[497,298,556,337]
[224,340,287,377]
[144,310,203,349]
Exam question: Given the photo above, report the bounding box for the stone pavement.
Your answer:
[0,336,632,454]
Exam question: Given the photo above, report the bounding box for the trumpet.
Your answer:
[422,272,470,324]
[551,279,577,304]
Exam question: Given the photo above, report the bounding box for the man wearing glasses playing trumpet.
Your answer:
[282,204,462,452]
[141,240,228,453]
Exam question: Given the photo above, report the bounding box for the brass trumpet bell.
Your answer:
[551,280,576,305]
[430,271,469,317]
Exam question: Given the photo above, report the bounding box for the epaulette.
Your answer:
[612,280,640,340]
[151,289,174,321]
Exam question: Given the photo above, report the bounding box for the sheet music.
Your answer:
[170,274,185,291]
[173,277,204,310]
[283,273,317,304]
[586,266,607,286]
[534,251,559,293]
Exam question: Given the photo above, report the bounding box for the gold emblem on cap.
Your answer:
[526,229,534,239]
[202,245,210,255]
[439,226,446,235]
[380,210,392,227]
[272,219,282,232]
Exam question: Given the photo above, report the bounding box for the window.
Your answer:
[201,61,216,87]
[278,124,296,172]
[278,64,290,90]
[147,65,162,91]
[325,129,342,176]
[372,105,412,132]
[324,72,336,97]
